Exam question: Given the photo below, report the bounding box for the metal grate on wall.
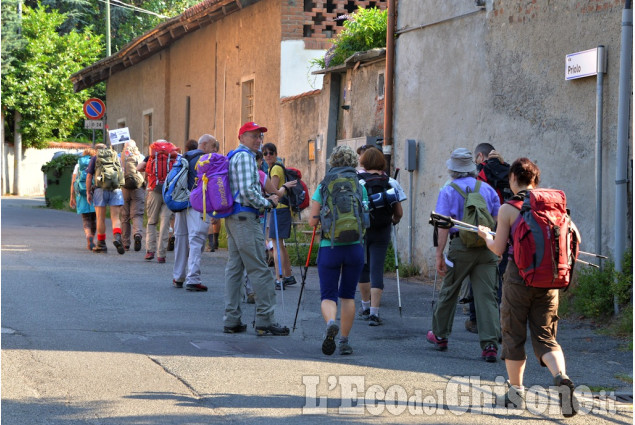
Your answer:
[303,0,387,39]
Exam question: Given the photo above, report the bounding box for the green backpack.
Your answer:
[94,148,124,190]
[449,180,496,248]
[319,166,369,247]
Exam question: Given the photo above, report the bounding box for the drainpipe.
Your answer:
[383,0,396,175]
[613,0,632,315]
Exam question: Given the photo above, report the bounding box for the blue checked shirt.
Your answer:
[229,145,271,210]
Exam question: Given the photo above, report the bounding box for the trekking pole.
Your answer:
[292,220,302,266]
[578,250,608,259]
[391,224,402,317]
[431,267,438,310]
[429,211,496,236]
[293,225,317,332]
[251,209,269,328]
[272,208,286,318]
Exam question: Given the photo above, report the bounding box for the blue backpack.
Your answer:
[74,155,91,197]
[162,154,191,212]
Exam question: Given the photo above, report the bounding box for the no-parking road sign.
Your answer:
[83,98,106,120]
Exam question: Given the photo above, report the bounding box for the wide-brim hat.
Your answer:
[446,148,476,173]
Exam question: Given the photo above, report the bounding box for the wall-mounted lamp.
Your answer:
[308,139,315,161]
[341,105,350,110]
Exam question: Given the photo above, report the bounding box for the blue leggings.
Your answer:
[317,244,364,302]
[359,225,392,290]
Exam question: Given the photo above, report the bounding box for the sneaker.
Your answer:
[113,234,125,255]
[498,381,526,410]
[368,314,383,326]
[167,236,175,251]
[554,373,578,417]
[321,323,339,355]
[93,240,107,253]
[283,276,297,286]
[256,323,290,336]
[185,283,208,292]
[465,319,478,334]
[172,279,183,288]
[426,330,448,351]
[145,251,155,261]
[223,323,247,334]
[357,308,370,320]
[339,341,353,355]
[482,344,498,362]
[246,293,256,304]
[134,234,142,251]
[157,257,166,264]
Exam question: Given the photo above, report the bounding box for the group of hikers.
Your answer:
[68,122,580,417]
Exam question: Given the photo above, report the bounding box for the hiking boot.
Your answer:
[482,344,498,362]
[275,280,288,290]
[283,276,297,286]
[93,240,107,253]
[113,234,125,255]
[321,323,339,355]
[145,251,155,261]
[224,323,247,334]
[339,341,353,355]
[157,257,166,264]
[368,314,383,326]
[465,319,478,334]
[357,308,370,320]
[134,234,142,252]
[426,330,448,351]
[172,279,183,288]
[554,373,578,417]
[246,293,256,304]
[167,235,175,251]
[256,323,290,336]
[185,283,208,292]
[498,381,526,410]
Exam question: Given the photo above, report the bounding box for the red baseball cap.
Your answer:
[238,122,268,139]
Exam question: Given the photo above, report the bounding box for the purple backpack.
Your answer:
[189,153,234,219]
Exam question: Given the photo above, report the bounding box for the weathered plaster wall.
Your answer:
[394,0,631,273]
[106,52,168,154]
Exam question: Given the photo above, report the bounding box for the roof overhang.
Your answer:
[70,0,260,92]
[311,48,386,75]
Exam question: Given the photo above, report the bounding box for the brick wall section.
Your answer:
[282,0,387,48]
[492,0,623,23]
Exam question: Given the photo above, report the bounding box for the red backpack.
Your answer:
[146,141,178,191]
[507,189,580,289]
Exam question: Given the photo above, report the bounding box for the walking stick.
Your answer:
[293,225,317,332]
[272,208,286,317]
[391,224,402,317]
[431,267,438,310]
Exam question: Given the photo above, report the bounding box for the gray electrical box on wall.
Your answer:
[405,139,417,171]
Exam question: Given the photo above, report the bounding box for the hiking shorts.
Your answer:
[317,244,364,301]
[268,207,291,239]
[93,188,124,207]
[500,259,562,366]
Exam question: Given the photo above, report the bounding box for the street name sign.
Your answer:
[565,48,599,80]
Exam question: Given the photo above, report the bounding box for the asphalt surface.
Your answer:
[1,196,632,424]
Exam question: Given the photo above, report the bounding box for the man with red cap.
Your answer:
[222,122,289,336]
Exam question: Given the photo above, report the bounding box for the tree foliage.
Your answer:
[1,3,103,148]
[312,7,387,69]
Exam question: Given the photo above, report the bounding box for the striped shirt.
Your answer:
[229,145,270,210]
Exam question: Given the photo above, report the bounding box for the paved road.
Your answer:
[1,197,632,424]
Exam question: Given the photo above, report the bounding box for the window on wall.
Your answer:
[377,71,385,100]
[241,79,254,124]
[143,111,153,155]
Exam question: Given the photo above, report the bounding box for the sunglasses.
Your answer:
[263,151,276,156]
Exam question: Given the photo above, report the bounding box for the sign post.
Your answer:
[83,98,106,147]
[565,46,607,261]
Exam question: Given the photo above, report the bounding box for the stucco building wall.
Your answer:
[393,0,631,273]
